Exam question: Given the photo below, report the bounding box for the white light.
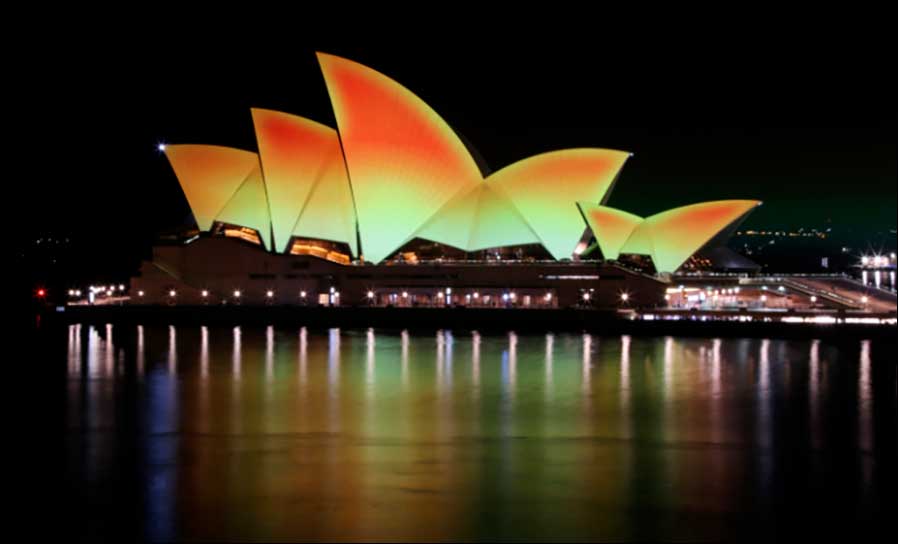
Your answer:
[582,292,590,301]
[157,143,166,152]
[760,295,767,302]
[118,284,125,291]
[68,289,75,296]
[445,287,452,294]
[333,291,339,297]
[861,296,868,303]
[201,290,209,297]
[329,286,335,293]
[510,292,516,300]
[169,290,176,297]
[778,286,785,292]
[266,290,274,298]
[138,290,145,297]
[545,292,552,301]
[473,292,479,299]
[300,291,306,298]
[664,294,670,301]
[810,296,817,303]
[74,290,81,297]
[734,287,740,293]
[502,293,509,301]
[402,291,408,298]
[437,292,444,298]
[620,293,629,302]
[367,290,374,299]
[233,290,241,298]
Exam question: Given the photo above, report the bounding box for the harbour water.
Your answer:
[41,325,897,540]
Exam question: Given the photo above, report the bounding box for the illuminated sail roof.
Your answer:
[489,149,630,260]
[317,52,482,263]
[626,200,760,273]
[252,108,357,255]
[576,203,643,260]
[578,200,761,273]
[414,183,540,252]
[160,53,759,272]
[213,164,272,250]
[163,145,260,232]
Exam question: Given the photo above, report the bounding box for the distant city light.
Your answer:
[367,290,374,299]
[266,290,274,298]
[760,295,767,302]
[157,143,166,152]
[118,284,125,291]
[169,290,176,297]
[137,290,145,297]
[233,290,241,298]
[582,292,590,301]
[545,292,552,301]
[620,293,629,302]
[810,296,817,303]
[473,292,479,299]
[36,288,46,298]
[402,291,408,298]
[201,290,209,297]
[861,296,869,304]
[300,291,307,298]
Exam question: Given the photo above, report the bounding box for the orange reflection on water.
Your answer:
[59,325,893,542]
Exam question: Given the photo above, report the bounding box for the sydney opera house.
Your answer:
[132,53,761,308]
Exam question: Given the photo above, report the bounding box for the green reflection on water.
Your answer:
[64,325,885,541]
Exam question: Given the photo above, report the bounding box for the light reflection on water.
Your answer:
[62,325,896,541]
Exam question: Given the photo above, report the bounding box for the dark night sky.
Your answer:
[15,21,895,276]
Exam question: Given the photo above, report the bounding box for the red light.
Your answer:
[36,288,46,298]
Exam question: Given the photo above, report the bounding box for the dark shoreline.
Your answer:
[40,305,897,341]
